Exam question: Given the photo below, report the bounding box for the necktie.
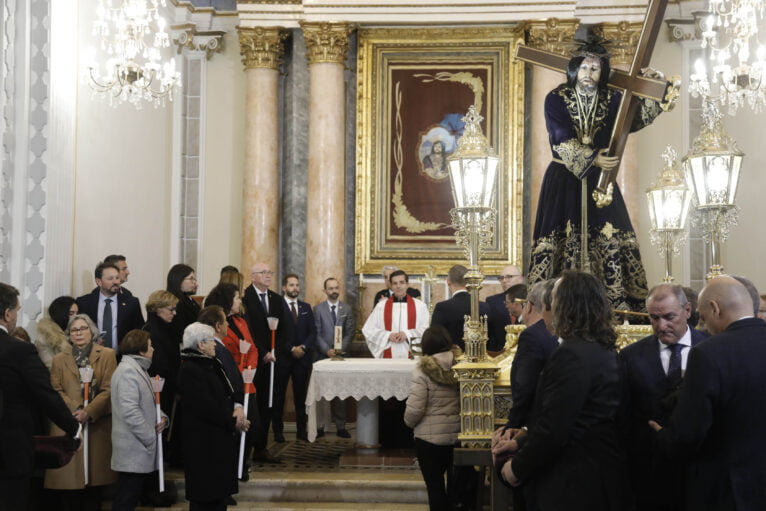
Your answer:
[667,343,683,386]
[290,301,298,322]
[103,298,113,348]
[260,293,268,314]
[331,305,337,324]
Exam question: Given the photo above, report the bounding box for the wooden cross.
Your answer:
[516,0,671,207]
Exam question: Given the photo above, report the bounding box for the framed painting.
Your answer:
[355,26,525,275]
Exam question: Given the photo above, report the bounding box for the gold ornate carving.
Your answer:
[526,18,580,56]
[615,322,653,350]
[593,21,643,69]
[238,26,289,70]
[301,22,354,65]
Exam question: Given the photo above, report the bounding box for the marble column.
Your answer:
[301,22,354,306]
[238,27,288,274]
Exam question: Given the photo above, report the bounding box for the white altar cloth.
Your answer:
[305,358,416,445]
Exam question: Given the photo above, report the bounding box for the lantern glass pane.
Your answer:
[464,158,485,207]
[448,159,464,208]
[728,155,742,203]
[483,156,499,208]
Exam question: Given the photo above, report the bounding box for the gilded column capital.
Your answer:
[300,22,354,65]
[526,18,580,56]
[238,26,289,70]
[593,21,643,69]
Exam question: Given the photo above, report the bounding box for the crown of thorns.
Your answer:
[571,34,611,59]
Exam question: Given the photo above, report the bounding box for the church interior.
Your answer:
[3,0,766,509]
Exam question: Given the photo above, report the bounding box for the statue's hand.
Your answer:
[593,183,614,208]
[661,75,682,112]
[640,66,665,80]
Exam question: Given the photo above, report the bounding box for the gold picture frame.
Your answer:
[355,26,525,275]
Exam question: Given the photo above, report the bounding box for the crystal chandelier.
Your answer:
[86,0,181,108]
[689,1,766,113]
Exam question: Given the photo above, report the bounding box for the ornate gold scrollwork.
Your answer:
[301,22,354,65]
[526,18,580,55]
[238,26,289,70]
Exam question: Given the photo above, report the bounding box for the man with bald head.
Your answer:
[243,263,289,463]
[651,276,766,511]
[619,283,708,511]
[486,265,525,351]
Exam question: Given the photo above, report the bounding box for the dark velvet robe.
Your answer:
[528,84,662,311]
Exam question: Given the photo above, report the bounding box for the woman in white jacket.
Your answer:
[404,325,462,511]
[110,330,167,511]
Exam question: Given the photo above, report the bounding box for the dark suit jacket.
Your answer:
[76,288,145,346]
[505,319,558,428]
[486,292,511,351]
[430,291,492,350]
[372,287,421,310]
[511,337,629,511]
[242,286,289,365]
[214,341,244,406]
[618,327,708,510]
[0,330,79,477]
[282,299,316,369]
[656,317,766,511]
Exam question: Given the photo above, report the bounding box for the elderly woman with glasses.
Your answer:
[178,322,249,511]
[45,313,117,510]
[111,329,168,511]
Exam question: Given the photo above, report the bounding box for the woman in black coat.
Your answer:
[493,270,631,511]
[166,264,201,347]
[177,322,248,511]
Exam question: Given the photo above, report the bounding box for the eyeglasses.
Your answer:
[163,307,177,313]
[253,271,275,276]
[183,276,197,282]
[70,326,90,334]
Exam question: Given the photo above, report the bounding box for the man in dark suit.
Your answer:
[430,264,493,350]
[277,274,316,442]
[314,277,354,437]
[651,276,766,511]
[0,282,79,510]
[242,262,289,463]
[619,283,708,511]
[505,280,558,430]
[76,262,144,350]
[486,265,524,351]
[104,254,135,298]
[372,265,421,309]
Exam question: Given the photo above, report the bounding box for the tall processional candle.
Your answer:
[267,317,279,408]
[238,366,256,479]
[78,367,94,485]
[238,339,250,372]
[152,375,166,492]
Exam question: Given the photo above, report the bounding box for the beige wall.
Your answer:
[633,33,766,292]
[198,31,247,297]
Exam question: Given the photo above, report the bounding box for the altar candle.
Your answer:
[334,325,343,352]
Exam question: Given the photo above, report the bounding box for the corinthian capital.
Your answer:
[593,21,643,69]
[238,26,289,70]
[301,22,354,65]
[526,18,580,56]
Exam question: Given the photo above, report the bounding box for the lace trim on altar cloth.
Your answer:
[553,139,594,178]
[528,222,648,311]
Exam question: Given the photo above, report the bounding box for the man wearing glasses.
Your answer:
[486,265,524,352]
[243,263,288,463]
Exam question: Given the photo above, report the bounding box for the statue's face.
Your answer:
[577,56,601,92]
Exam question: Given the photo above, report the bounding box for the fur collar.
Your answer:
[35,317,71,354]
[417,346,462,385]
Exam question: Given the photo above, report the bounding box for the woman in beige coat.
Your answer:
[404,325,462,511]
[45,314,117,510]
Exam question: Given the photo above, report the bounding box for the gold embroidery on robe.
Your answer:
[553,139,594,178]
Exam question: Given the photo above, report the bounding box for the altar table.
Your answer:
[305,358,416,447]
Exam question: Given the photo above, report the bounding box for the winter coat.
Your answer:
[111,355,165,474]
[404,348,461,446]
[45,343,117,489]
[177,349,238,502]
[34,317,71,369]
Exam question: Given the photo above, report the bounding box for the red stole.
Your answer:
[382,295,416,359]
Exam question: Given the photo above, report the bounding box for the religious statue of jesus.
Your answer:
[527,37,668,311]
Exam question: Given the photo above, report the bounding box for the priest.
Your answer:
[363,270,429,359]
